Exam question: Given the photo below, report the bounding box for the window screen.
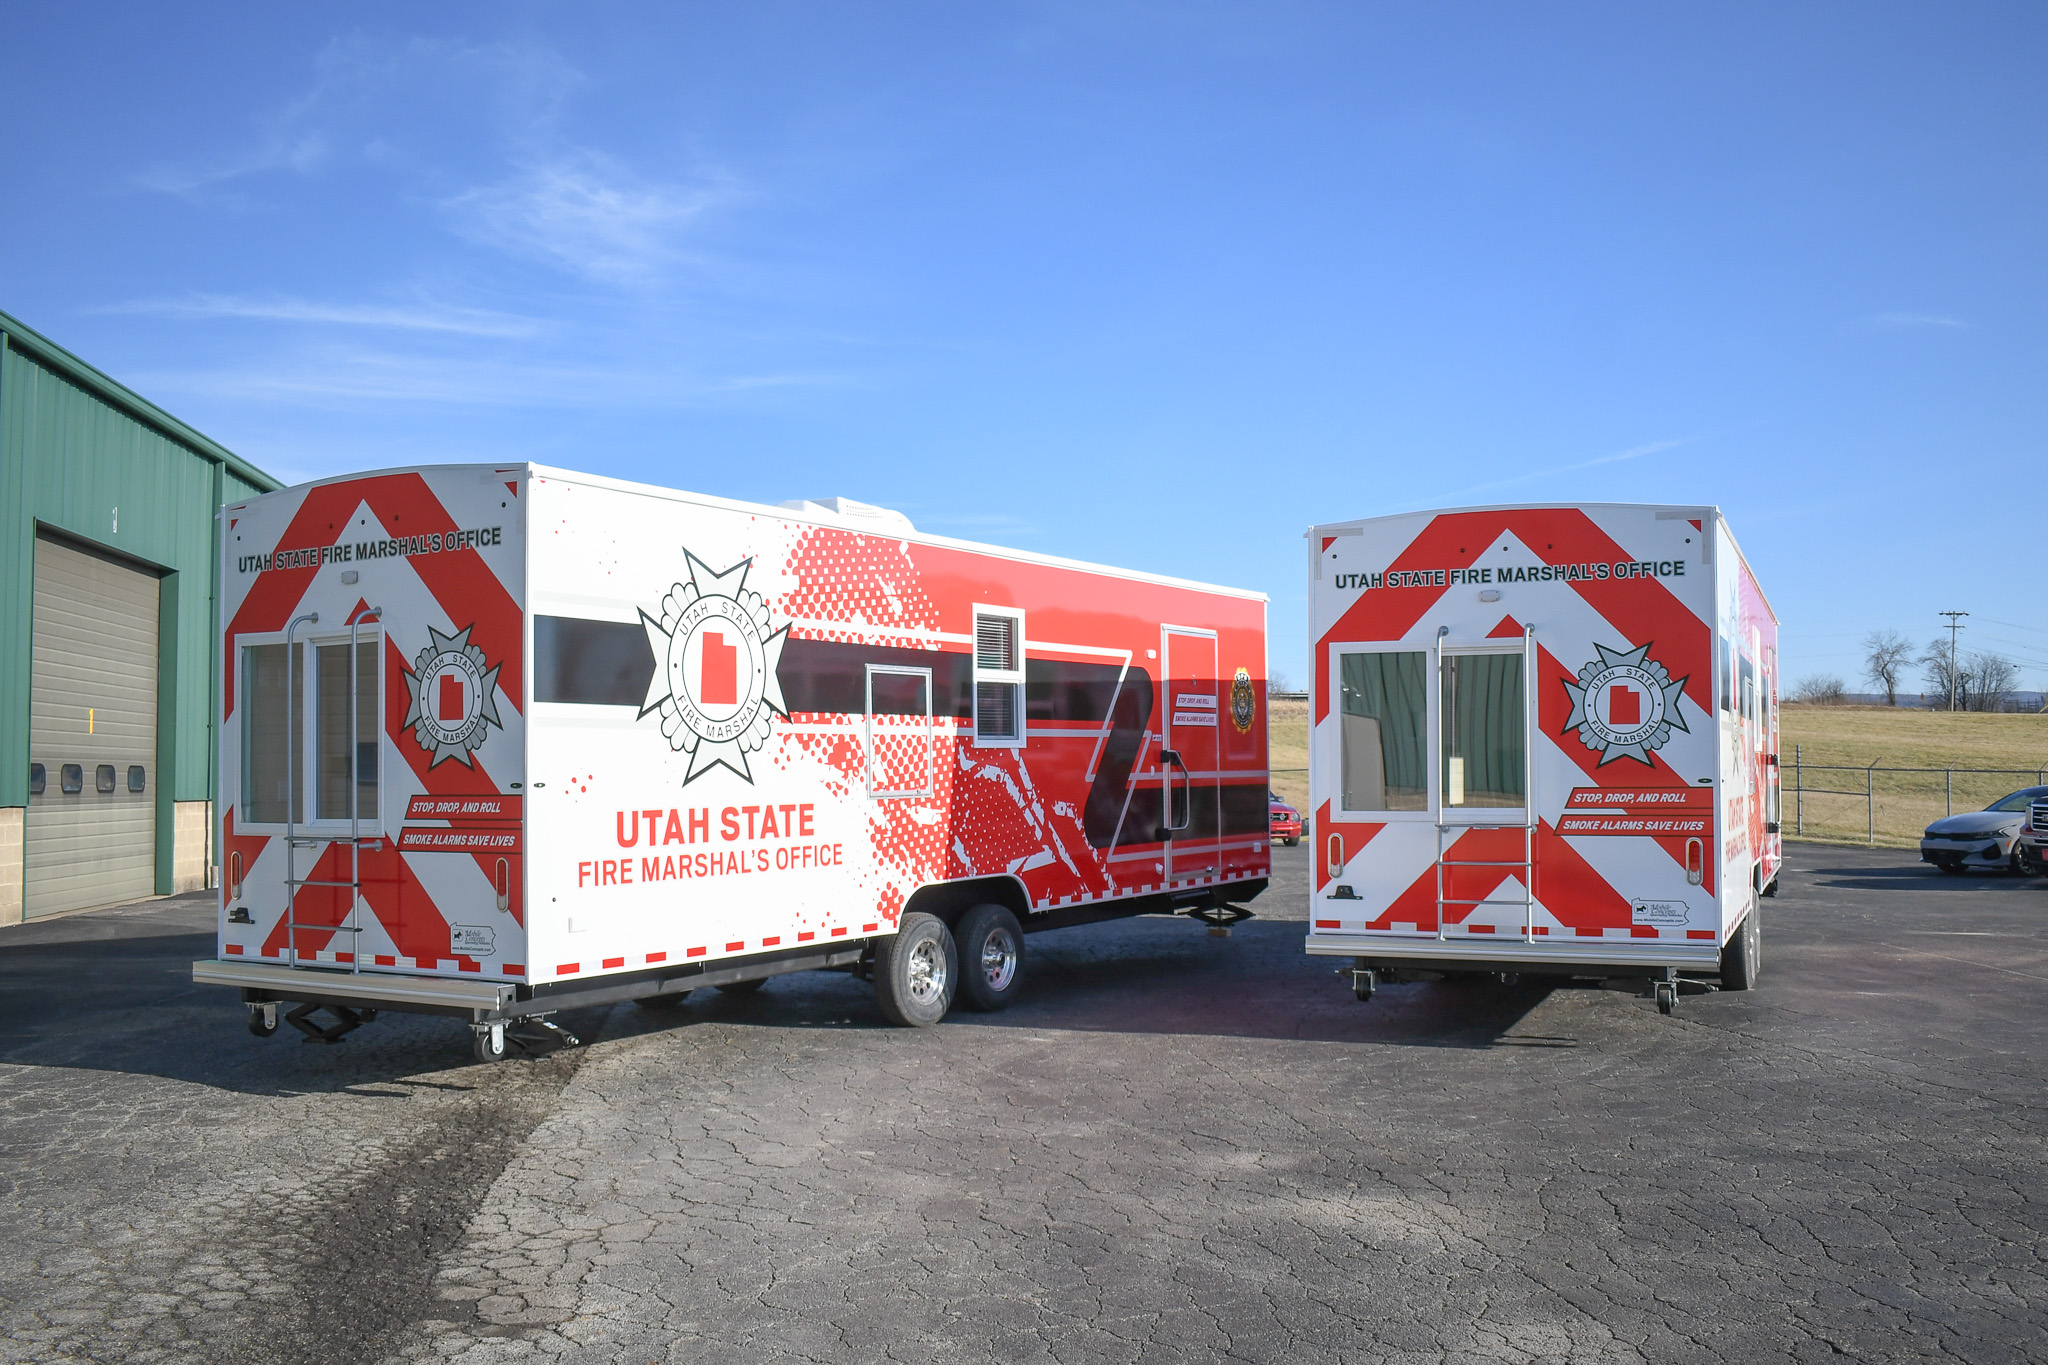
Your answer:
[315,640,378,821]
[1339,651,1427,811]
[243,642,302,824]
[973,610,1024,743]
[1441,653,1524,808]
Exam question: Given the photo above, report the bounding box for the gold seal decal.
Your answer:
[1230,666,1256,734]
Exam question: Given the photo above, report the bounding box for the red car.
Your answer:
[1269,791,1304,845]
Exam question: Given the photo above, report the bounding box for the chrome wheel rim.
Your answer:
[980,927,1019,992]
[906,936,947,1005]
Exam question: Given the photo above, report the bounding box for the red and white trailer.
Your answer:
[1303,503,1779,1014]
[195,464,1270,1057]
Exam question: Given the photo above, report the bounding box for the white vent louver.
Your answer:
[975,614,1016,672]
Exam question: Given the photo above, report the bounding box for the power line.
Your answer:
[1939,610,1969,711]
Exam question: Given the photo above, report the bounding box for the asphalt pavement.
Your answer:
[0,842,2043,1364]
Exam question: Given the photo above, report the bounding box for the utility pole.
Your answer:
[1939,610,1969,711]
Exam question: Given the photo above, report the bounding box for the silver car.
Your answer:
[1919,785,2048,875]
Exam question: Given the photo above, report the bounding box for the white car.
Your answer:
[1919,786,2048,875]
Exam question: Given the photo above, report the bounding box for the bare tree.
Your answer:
[1862,628,1913,706]
[1269,669,1296,694]
[1922,639,1967,710]
[1792,673,1847,705]
[1966,651,2018,712]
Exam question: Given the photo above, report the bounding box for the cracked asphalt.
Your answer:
[1,842,2044,1364]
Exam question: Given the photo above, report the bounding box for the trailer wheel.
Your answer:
[954,904,1025,1012]
[247,1004,277,1038]
[874,911,957,1027]
[1720,903,1761,991]
[473,1022,509,1063]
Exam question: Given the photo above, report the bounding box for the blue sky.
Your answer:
[3,3,2043,692]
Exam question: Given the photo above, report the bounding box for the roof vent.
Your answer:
[779,497,914,533]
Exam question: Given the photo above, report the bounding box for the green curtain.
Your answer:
[1443,654,1524,806]
[1340,651,1427,809]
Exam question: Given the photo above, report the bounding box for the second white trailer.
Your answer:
[1303,503,1780,1014]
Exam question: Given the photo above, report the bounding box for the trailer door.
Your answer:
[1434,632,1534,938]
[1163,626,1221,881]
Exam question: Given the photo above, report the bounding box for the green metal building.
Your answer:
[1,309,279,924]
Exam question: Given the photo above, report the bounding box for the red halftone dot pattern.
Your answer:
[780,526,939,642]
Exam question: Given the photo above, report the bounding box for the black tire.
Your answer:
[954,903,1025,1012]
[716,977,766,994]
[635,990,693,1009]
[247,1008,276,1038]
[1935,861,1965,876]
[874,911,957,1027]
[1720,903,1761,991]
[473,1025,509,1063]
[1284,836,1300,847]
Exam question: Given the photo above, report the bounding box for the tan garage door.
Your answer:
[26,537,159,917]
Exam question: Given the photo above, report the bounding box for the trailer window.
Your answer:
[314,639,379,821]
[535,616,656,705]
[1441,653,1524,809]
[973,608,1024,745]
[243,642,302,825]
[1338,651,1427,811]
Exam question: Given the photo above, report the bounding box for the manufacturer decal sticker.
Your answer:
[640,551,791,785]
[450,924,497,955]
[1230,667,1256,734]
[1561,642,1690,766]
[403,624,505,767]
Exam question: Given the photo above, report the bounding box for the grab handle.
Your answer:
[1327,832,1345,880]
[495,858,511,913]
[1685,837,1704,886]
[1161,749,1191,832]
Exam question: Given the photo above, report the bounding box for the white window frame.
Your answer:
[236,627,386,836]
[236,631,302,834]
[1327,642,1436,823]
[972,605,1026,749]
[303,627,385,834]
[865,663,935,799]
[1434,639,1531,828]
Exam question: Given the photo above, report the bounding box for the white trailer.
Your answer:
[196,464,1272,1057]
[1303,503,1780,1014]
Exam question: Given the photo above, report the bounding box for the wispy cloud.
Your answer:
[126,349,834,411]
[1445,438,1689,501]
[441,152,733,285]
[127,37,731,288]
[1850,311,1967,330]
[98,293,542,338]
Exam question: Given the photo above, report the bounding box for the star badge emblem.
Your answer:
[1561,641,1690,766]
[639,551,790,785]
[402,623,505,767]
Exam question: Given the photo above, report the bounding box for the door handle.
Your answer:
[1327,832,1344,879]
[1161,750,1191,832]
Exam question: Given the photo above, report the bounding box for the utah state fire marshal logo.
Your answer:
[1561,641,1689,766]
[640,551,790,785]
[403,624,504,767]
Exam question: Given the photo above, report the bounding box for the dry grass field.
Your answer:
[1780,702,2048,848]
[1269,697,1309,812]
[1261,698,2048,846]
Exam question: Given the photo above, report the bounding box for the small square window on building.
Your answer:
[128,765,146,793]
[96,764,117,794]
[29,763,45,796]
[61,763,83,794]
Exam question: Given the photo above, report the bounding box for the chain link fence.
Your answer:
[1788,746,2047,848]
